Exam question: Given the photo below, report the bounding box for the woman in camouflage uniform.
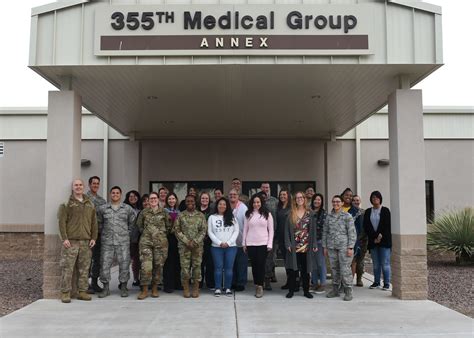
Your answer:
[323,195,357,301]
[135,192,170,300]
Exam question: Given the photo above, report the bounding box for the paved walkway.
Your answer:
[1,267,472,337]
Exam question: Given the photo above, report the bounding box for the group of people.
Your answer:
[58,177,392,304]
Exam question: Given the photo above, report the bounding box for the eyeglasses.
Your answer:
[296,196,305,200]
[149,197,158,200]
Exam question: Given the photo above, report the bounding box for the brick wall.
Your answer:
[0,233,44,260]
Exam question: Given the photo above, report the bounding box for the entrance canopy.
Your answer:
[29,0,442,139]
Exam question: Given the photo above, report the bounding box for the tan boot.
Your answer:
[61,292,71,303]
[182,280,191,298]
[77,291,92,301]
[137,285,148,300]
[151,283,159,298]
[255,285,264,298]
[191,281,200,298]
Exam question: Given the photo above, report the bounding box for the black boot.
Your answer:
[264,278,272,291]
[286,269,296,298]
[302,273,313,298]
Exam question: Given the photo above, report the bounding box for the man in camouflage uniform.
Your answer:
[259,182,279,290]
[174,195,207,298]
[96,186,136,298]
[58,179,98,303]
[86,176,107,294]
[322,196,356,301]
[135,192,169,299]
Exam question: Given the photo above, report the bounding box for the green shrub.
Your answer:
[427,208,474,265]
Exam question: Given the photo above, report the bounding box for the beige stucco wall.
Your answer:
[140,139,333,196]
[1,137,472,225]
[0,140,104,225]
[424,140,474,212]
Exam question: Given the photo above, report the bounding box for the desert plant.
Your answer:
[427,208,474,264]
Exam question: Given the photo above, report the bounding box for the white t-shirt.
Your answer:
[208,214,239,247]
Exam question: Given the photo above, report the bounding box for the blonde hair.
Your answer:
[290,191,309,224]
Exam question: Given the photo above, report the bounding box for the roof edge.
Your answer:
[31,0,90,16]
[388,0,442,15]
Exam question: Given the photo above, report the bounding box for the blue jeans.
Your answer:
[371,247,391,285]
[232,247,248,287]
[211,246,237,290]
[311,240,327,286]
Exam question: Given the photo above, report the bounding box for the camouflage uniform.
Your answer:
[136,207,170,286]
[58,195,98,293]
[265,196,278,279]
[86,191,106,280]
[322,210,356,288]
[97,203,136,284]
[174,210,207,281]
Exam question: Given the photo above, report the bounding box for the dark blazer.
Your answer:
[363,206,392,250]
[284,211,316,272]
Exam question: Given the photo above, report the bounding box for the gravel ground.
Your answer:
[0,254,472,318]
[0,259,43,317]
[427,251,473,318]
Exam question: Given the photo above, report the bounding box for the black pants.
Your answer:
[89,239,101,279]
[163,234,182,290]
[247,245,268,286]
[200,237,215,288]
[288,252,310,292]
[278,238,292,282]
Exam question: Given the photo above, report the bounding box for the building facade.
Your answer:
[2,0,462,299]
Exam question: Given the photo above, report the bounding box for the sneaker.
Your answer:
[315,285,326,294]
[225,289,233,297]
[382,284,390,291]
[214,289,222,297]
[369,282,381,289]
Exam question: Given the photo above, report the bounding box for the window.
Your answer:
[242,181,316,199]
[0,142,4,158]
[149,181,224,203]
[425,180,434,223]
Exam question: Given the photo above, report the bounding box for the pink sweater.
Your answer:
[243,211,274,248]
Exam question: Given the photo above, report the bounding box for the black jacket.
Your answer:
[363,207,392,250]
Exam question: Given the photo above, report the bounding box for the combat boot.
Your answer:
[151,283,159,298]
[182,280,191,298]
[264,278,272,291]
[87,277,103,294]
[77,291,92,301]
[137,285,148,300]
[98,283,110,298]
[356,275,364,287]
[191,280,200,298]
[61,292,71,303]
[326,284,340,298]
[343,287,353,301]
[120,283,128,298]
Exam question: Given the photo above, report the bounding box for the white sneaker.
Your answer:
[214,289,221,297]
[225,289,233,296]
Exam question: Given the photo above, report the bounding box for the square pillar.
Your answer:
[324,140,344,210]
[388,89,427,300]
[43,91,82,298]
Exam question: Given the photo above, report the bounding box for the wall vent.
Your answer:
[0,142,4,158]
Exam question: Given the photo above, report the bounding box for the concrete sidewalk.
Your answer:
[1,267,472,337]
